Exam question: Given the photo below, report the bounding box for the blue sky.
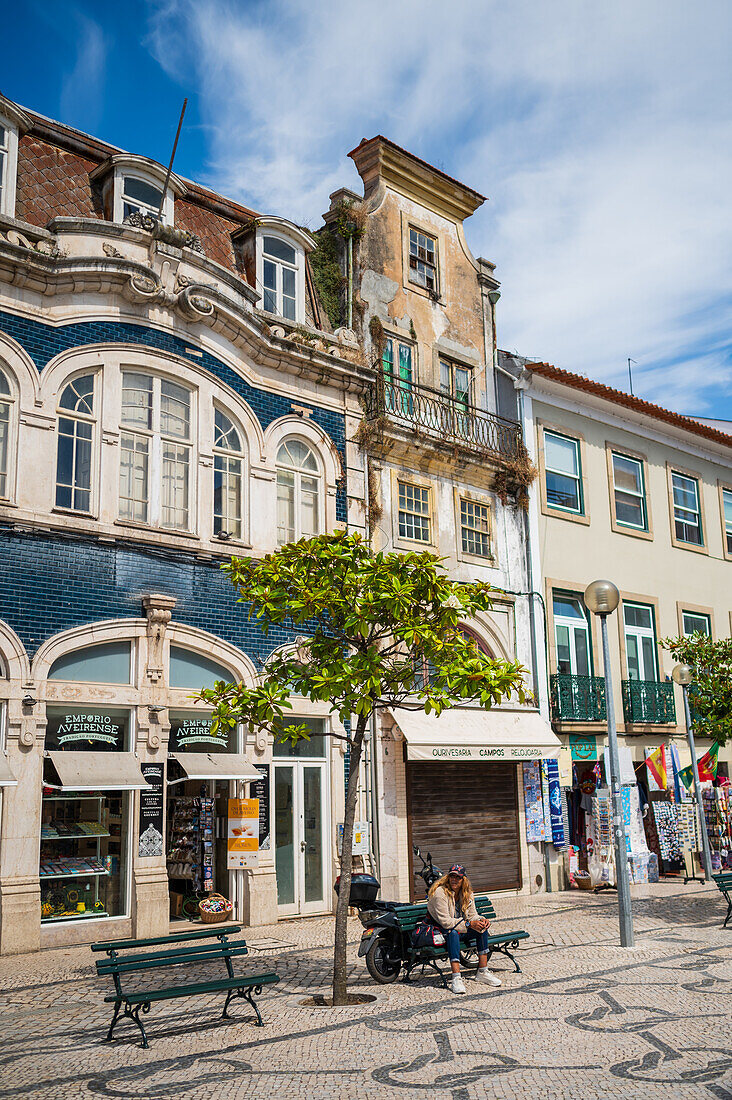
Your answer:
[4,0,732,420]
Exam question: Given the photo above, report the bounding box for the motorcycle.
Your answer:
[355,846,444,984]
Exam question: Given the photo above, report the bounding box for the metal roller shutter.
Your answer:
[407,762,521,899]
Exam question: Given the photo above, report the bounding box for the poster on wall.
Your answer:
[138,763,164,857]
[523,761,546,842]
[227,798,260,869]
[250,764,270,851]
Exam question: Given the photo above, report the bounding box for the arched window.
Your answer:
[458,625,494,658]
[261,235,298,320]
[119,373,192,530]
[56,374,95,512]
[213,409,245,539]
[0,369,14,499]
[48,640,132,683]
[276,440,320,544]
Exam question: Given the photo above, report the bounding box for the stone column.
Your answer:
[0,691,43,954]
[131,594,177,939]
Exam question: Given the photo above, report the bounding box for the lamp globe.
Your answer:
[672,663,694,687]
[584,580,620,616]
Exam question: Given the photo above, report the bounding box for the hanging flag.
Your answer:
[645,745,667,791]
[669,743,684,803]
[697,742,719,781]
[677,764,694,792]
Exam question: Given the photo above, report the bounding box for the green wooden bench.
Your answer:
[394,894,529,988]
[92,925,279,1048]
[711,872,732,928]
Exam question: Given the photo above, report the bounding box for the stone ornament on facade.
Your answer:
[122,211,205,254]
[142,593,177,686]
[0,226,63,258]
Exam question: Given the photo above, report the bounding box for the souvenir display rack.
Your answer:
[167,795,215,895]
[40,793,114,921]
[703,786,732,871]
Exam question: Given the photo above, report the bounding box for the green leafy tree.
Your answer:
[199,531,527,1004]
[661,633,732,746]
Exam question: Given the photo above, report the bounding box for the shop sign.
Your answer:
[171,717,230,752]
[227,798,259,869]
[409,744,557,762]
[250,764,270,851]
[569,733,597,761]
[337,821,370,856]
[138,763,164,857]
[55,712,123,749]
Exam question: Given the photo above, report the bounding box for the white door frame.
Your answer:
[274,758,330,917]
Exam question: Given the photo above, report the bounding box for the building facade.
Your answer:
[0,94,372,953]
[514,354,732,878]
[325,138,558,904]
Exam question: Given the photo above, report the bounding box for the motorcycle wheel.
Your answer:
[459,947,479,969]
[365,933,401,983]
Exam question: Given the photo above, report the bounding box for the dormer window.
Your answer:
[91,155,183,228]
[0,97,30,219]
[250,219,312,325]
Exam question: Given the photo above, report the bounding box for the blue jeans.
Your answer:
[444,926,490,963]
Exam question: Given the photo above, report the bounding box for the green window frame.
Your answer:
[544,430,583,515]
[672,472,703,546]
[682,611,711,637]
[623,601,658,682]
[722,487,732,555]
[611,451,647,530]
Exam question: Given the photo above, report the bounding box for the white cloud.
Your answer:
[144,0,732,415]
[59,13,107,133]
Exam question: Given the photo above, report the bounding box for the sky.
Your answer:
[4,0,732,419]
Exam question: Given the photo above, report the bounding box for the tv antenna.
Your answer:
[157,98,188,222]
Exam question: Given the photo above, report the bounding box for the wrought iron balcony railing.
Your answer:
[364,375,523,460]
[621,679,676,725]
[550,674,607,722]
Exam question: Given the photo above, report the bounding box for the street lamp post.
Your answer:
[672,663,714,881]
[584,579,634,948]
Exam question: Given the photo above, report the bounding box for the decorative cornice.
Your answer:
[0,96,32,135]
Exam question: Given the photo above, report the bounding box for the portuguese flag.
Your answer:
[678,742,719,790]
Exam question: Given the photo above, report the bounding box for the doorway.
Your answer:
[273,720,329,917]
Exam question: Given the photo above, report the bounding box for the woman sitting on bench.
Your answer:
[427,863,501,995]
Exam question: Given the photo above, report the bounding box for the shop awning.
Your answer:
[0,755,17,787]
[44,751,152,791]
[168,753,264,785]
[389,706,561,763]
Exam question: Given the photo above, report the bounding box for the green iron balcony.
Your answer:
[364,374,524,461]
[550,674,607,722]
[621,679,676,725]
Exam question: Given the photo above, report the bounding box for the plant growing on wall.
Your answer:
[198,530,527,1004]
[661,633,732,746]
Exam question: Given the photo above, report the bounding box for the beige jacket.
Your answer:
[427,885,480,933]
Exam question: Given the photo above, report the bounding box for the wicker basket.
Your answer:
[198,893,233,924]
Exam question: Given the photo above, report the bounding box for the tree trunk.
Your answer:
[332,712,369,1005]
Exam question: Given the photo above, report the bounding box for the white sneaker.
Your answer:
[450,974,466,994]
[475,968,502,987]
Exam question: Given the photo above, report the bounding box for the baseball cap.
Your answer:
[448,864,466,877]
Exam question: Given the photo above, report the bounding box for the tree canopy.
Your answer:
[662,632,732,746]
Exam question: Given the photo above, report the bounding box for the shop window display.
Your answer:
[40,708,131,923]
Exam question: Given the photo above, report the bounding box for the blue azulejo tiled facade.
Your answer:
[0,528,297,664]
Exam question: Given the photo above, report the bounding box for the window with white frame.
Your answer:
[56,374,95,512]
[611,452,647,530]
[276,440,320,544]
[260,236,299,321]
[672,471,703,545]
[0,369,15,499]
[682,611,711,637]
[119,373,192,530]
[213,408,245,540]
[721,487,732,554]
[121,175,164,222]
[553,594,592,677]
[460,498,491,558]
[623,602,658,681]
[544,430,583,514]
[408,228,438,293]
[398,480,431,543]
[0,116,20,218]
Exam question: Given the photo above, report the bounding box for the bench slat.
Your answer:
[104,973,280,1005]
[91,926,242,952]
[96,943,251,975]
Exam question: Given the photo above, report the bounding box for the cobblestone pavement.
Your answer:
[0,881,730,1099]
